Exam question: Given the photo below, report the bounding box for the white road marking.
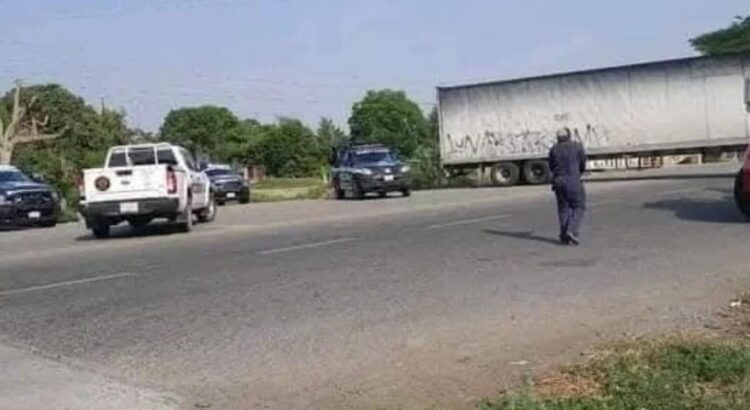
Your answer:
[427,214,511,229]
[0,273,137,297]
[653,187,701,197]
[258,237,358,255]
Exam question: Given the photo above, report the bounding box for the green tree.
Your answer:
[5,84,129,207]
[316,117,347,149]
[348,89,430,158]
[691,15,750,56]
[160,105,243,161]
[409,107,443,189]
[256,118,326,177]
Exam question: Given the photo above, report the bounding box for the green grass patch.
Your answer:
[482,337,750,410]
[253,178,325,190]
[251,184,328,203]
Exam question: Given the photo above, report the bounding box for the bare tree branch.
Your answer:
[14,132,63,144]
[30,116,49,136]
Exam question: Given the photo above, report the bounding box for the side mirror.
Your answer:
[31,173,46,183]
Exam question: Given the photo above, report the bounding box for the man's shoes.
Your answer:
[560,234,570,245]
[567,233,580,246]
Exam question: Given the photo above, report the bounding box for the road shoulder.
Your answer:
[0,342,180,410]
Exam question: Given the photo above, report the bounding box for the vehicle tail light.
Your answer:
[166,167,178,194]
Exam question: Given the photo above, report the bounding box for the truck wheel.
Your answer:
[239,193,250,204]
[523,160,551,185]
[734,170,750,218]
[92,224,110,239]
[490,162,520,187]
[177,201,193,233]
[401,187,412,197]
[197,195,217,223]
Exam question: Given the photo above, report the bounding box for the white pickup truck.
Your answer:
[79,143,217,238]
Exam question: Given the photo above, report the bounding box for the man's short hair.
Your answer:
[556,127,572,141]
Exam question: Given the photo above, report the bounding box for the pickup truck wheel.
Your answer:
[197,196,217,223]
[177,201,193,233]
[239,194,250,204]
[734,170,750,218]
[402,188,412,197]
[92,224,110,239]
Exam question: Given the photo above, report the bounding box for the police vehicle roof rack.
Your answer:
[345,143,387,150]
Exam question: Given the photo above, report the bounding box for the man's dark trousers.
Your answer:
[553,176,586,241]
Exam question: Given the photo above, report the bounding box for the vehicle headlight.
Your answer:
[401,165,411,173]
[357,168,373,176]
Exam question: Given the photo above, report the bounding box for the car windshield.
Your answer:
[205,169,234,177]
[0,170,31,183]
[354,151,395,164]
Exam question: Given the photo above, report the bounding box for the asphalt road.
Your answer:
[1,164,749,409]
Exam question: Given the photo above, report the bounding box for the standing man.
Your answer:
[548,127,587,245]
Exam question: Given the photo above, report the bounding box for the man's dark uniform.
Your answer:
[548,128,586,245]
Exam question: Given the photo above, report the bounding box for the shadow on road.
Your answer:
[76,222,184,241]
[585,171,735,184]
[643,193,748,224]
[483,229,562,246]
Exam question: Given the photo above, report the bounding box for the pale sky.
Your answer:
[1,0,747,130]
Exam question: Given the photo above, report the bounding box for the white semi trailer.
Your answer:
[437,54,750,186]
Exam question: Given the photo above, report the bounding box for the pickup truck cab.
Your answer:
[80,143,216,238]
[735,146,750,218]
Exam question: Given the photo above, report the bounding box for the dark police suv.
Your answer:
[0,165,58,227]
[331,143,411,199]
[204,165,250,205]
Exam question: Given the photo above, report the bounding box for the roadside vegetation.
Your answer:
[251,178,329,202]
[484,337,750,410]
[483,295,750,410]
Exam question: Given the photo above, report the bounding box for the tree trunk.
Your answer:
[0,146,12,165]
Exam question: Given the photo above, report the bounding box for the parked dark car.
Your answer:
[0,166,58,228]
[331,143,411,199]
[204,166,250,205]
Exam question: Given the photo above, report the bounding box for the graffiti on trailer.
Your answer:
[446,124,610,158]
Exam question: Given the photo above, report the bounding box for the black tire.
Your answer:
[379,191,388,199]
[40,220,57,228]
[177,201,193,233]
[197,195,217,223]
[335,181,346,200]
[239,193,250,204]
[522,160,551,185]
[352,181,364,200]
[216,200,226,206]
[92,224,110,239]
[402,187,411,197]
[734,170,750,218]
[490,162,521,187]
